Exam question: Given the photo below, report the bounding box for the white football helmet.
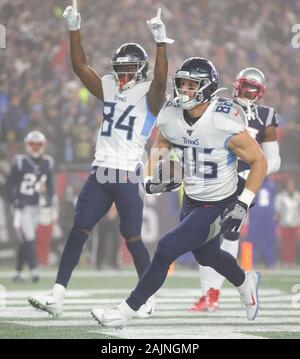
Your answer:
[24,131,46,159]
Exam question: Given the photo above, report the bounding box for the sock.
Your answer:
[199,239,240,292]
[56,226,89,287]
[52,283,66,300]
[126,239,150,278]
[16,242,25,272]
[24,241,37,270]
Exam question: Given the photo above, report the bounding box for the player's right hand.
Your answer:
[144,176,180,195]
[63,5,81,31]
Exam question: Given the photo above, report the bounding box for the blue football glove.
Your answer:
[220,200,248,234]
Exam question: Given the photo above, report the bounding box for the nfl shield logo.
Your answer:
[187,130,194,136]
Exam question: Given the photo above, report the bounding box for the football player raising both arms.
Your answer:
[28,5,173,317]
[189,68,281,312]
[91,57,267,328]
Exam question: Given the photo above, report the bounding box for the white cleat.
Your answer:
[91,301,134,328]
[136,295,156,318]
[237,271,262,321]
[28,293,63,318]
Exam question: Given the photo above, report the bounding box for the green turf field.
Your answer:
[0,267,300,339]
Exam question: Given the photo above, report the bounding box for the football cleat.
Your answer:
[31,274,40,283]
[136,295,156,318]
[91,301,134,328]
[187,288,220,312]
[28,293,63,318]
[187,294,207,312]
[12,273,25,284]
[237,271,262,321]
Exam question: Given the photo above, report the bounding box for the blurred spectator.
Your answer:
[0,0,299,167]
[275,179,300,265]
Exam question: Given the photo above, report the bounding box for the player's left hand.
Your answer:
[220,200,248,233]
[63,5,81,31]
[146,8,174,44]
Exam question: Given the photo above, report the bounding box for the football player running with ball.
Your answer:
[91,57,268,328]
[28,4,173,317]
[189,67,281,312]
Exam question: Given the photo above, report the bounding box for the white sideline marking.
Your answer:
[1,309,300,319]
[0,269,300,278]
[3,288,283,298]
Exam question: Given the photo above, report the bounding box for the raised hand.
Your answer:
[63,3,81,32]
[146,8,174,44]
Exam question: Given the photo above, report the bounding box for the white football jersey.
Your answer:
[92,74,156,171]
[158,98,248,201]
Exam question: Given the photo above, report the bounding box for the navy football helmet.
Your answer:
[173,57,219,110]
[112,43,149,91]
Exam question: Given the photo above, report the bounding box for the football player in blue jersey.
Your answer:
[28,5,173,317]
[189,67,281,312]
[6,131,54,283]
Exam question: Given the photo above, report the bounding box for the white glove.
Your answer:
[63,5,81,31]
[146,8,174,44]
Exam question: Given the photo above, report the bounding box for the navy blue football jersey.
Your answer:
[6,154,54,207]
[219,97,279,173]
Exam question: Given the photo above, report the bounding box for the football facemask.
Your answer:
[112,61,147,91]
[173,75,212,110]
[233,78,265,103]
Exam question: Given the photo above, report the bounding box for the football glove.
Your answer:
[146,8,174,44]
[63,5,81,31]
[144,176,180,195]
[220,200,248,234]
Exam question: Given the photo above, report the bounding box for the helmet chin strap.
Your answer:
[236,97,263,124]
[211,87,228,99]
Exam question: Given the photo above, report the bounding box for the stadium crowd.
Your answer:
[0,0,300,165]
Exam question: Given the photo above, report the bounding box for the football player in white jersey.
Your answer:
[91,57,268,327]
[189,67,281,312]
[28,5,173,317]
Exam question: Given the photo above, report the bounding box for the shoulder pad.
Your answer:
[258,105,279,127]
[164,94,174,108]
[212,100,248,132]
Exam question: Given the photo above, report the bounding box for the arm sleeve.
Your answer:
[261,141,281,175]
